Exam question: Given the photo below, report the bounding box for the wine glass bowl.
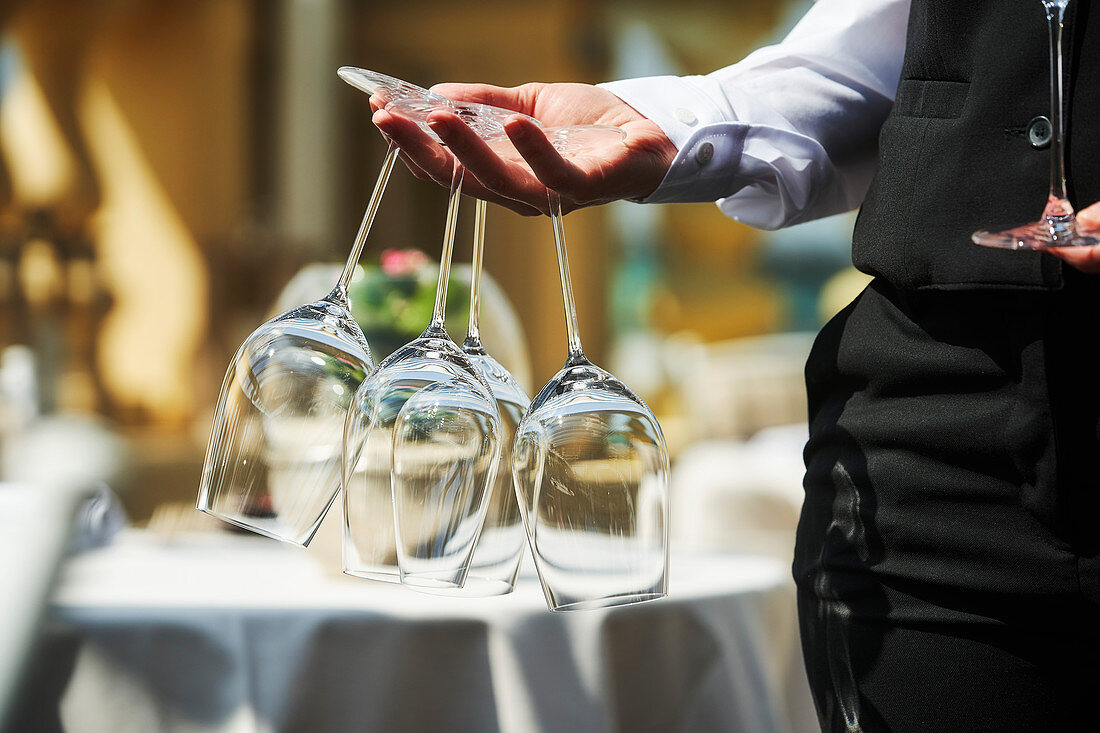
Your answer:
[197,67,415,546]
[514,364,669,610]
[510,124,671,611]
[391,378,501,588]
[450,364,528,595]
[198,292,373,546]
[343,335,500,586]
[412,200,532,597]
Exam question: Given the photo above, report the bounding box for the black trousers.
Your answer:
[794,272,1100,732]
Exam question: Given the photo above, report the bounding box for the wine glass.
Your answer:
[973,0,1100,249]
[413,199,532,597]
[196,70,440,546]
[336,67,449,107]
[342,97,540,587]
[512,126,671,611]
[343,173,500,588]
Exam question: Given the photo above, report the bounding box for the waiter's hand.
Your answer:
[1045,202,1100,273]
[370,82,677,216]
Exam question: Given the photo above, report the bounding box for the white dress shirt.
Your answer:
[599,0,912,230]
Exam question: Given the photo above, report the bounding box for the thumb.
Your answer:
[1078,200,1100,228]
[429,83,536,115]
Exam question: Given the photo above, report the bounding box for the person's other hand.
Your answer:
[1045,201,1100,273]
[370,82,678,216]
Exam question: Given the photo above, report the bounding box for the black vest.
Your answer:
[852,0,1100,290]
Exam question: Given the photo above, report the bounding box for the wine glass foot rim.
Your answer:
[342,568,402,584]
[399,571,472,590]
[549,591,667,612]
[404,577,517,597]
[973,231,1100,250]
[196,507,312,547]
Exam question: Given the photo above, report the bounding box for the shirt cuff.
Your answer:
[598,76,746,205]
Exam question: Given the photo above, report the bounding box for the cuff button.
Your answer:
[695,142,714,165]
[674,108,698,126]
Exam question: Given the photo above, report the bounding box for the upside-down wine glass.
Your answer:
[343,151,500,589]
[973,0,1100,249]
[512,126,670,611]
[196,70,442,546]
[338,95,536,581]
[343,97,539,588]
[411,198,532,596]
[193,97,394,545]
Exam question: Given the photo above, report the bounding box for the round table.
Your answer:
[13,530,816,733]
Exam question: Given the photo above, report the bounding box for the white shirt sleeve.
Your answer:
[598,0,911,230]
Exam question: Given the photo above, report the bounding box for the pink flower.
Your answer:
[380,248,430,276]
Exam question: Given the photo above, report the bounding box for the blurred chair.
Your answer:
[0,481,112,730]
[665,331,815,442]
[273,262,533,393]
[671,424,808,559]
[664,333,814,558]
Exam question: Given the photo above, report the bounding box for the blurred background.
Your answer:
[0,0,865,543]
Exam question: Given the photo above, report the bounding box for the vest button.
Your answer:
[1028,116,1052,149]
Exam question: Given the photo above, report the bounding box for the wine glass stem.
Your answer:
[548,191,585,362]
[465,198,487,348]
[430,161,465,330]
[1044,1,1075,228]
[337,141,399,295]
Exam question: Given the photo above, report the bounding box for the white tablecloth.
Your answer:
[0,482,88,727]
[12,531,816,733]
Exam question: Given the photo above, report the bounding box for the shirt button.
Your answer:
[1028,116,1052,149]
[674,108,698,126]
[695,142,714,165]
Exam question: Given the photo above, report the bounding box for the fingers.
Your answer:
[368,90,397,114]
[372,109,455,188]
[361,81,673,215]
[373,108,542,215]
[368,81,609,214]
[463,183,545,217]
[426,111,551,213]
[1045,245,1100,274]
[394,148,434,185]
[457,167,545,217]
[1078,201,1100,228]
[505,118,591,199]
[428,83,539,116]
[1044,203,1100,274]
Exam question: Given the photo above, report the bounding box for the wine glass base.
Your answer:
[973,221,1100,250]
[196,506,314,547]
[400,570,467,590]
[342,568,401,584]
[549,591,667,613]
[405,576,515,598]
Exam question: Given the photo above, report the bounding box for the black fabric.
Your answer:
[851,0,1100,290]
[794,272,1100,731]
[795,2,1100,731]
